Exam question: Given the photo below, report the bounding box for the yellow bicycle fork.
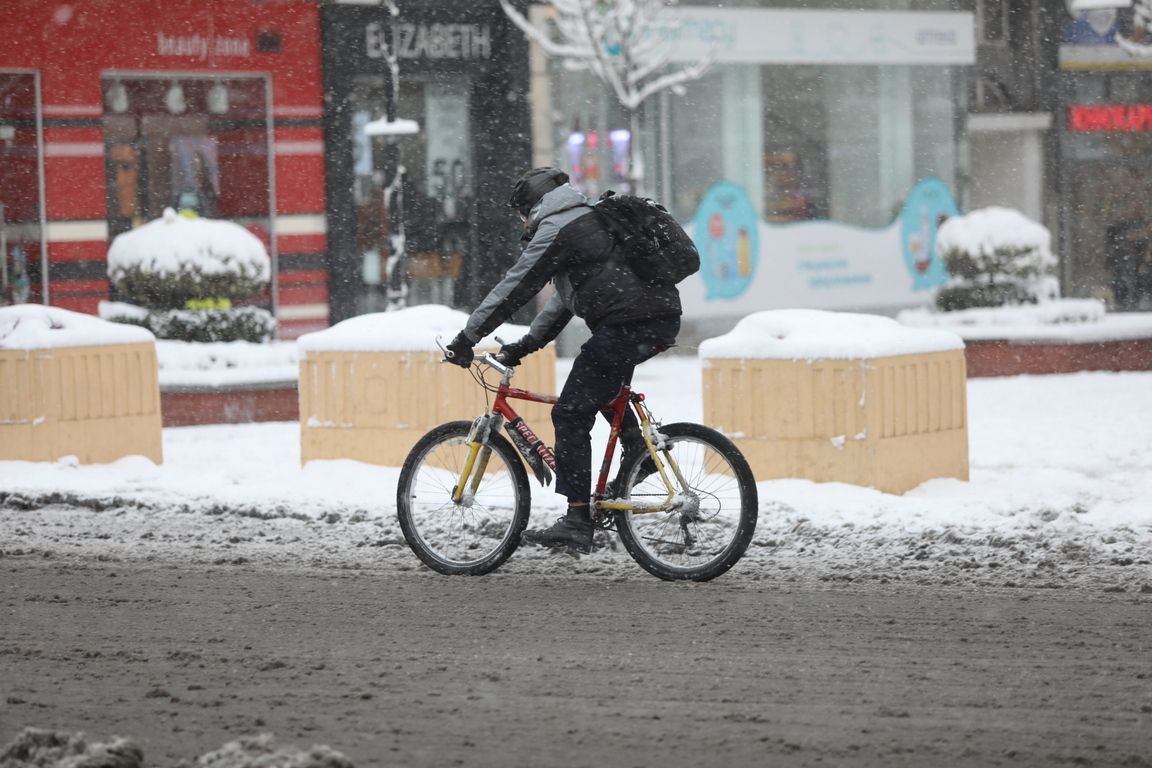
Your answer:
[451,416,497,504]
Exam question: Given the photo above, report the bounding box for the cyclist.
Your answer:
[446,168,682,554]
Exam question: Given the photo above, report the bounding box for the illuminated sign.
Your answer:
[1067,104,1152,132]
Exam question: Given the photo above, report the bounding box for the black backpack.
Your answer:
[592,191,700,286]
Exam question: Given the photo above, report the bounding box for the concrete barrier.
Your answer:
[0,306,162,464]
[297,306,556,468]
[701,310,968,495]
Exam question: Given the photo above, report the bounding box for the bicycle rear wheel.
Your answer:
[614,422,757,582]
[397,420,531,576]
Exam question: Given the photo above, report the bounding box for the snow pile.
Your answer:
[935,207,1058,310]
[193,735,353,768]
[0,727,143,768]
[898,301,1152,342]
[699,309,963,360]
[106,208,269,281]
[900,298,1105,329]
[97,301,149,323]
[155,340,299,388]
[297,304,530,353]
[0,305,153,350]
[0,730,352,768]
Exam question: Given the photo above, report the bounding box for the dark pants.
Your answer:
[552,317,680,503]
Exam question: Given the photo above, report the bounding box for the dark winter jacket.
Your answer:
[462,184,681,349]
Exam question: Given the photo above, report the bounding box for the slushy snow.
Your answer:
[1,354,1150,591]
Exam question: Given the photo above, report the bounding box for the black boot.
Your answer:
[521,505,594,554]
[605,429,657,499]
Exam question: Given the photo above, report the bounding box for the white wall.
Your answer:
[967,113,1051,222]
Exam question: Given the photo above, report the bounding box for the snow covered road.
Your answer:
[1,358,1151,591]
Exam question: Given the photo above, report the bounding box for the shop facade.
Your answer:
[533,0,976,332]
[320,0,532,323]
[0,0,328,337]
[1056,3,1152,310]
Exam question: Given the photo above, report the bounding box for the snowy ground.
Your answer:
[2,356,1151,592]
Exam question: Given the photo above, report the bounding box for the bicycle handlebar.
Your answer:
[434,335,513,373]
[437,349,512,374]
[477,351,511,374]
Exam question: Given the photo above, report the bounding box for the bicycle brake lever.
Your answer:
[436,335,461,365]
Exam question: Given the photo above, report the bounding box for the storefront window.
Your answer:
[548,60,964,229]
[1061,71,1152,309]
[0,72,42,306]
[350,73,475,312]
[101,77,271,237]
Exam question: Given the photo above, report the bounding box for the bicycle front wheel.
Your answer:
[614,422,757,582]
[397,420,531,576]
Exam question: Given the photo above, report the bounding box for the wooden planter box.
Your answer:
[0,342,163,464]
[299,346,556,468]
[703,349,969,494]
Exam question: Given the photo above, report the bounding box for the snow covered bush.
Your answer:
[934,207,1058,311]
[105,208,275,342]
[125,305,277,344]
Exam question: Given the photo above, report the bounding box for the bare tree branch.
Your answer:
[499,0,716,190]
[499,0,715,112]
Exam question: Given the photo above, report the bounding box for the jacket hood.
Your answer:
[522,184,588,239]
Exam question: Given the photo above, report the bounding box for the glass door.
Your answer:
[350,73,476,312]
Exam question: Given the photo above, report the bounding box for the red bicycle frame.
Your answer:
[487,366,654,501]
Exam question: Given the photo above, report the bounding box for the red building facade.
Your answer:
[1,0,329,337]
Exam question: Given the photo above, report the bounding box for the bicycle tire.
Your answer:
[614,422,757,582]
[397,420,531,576]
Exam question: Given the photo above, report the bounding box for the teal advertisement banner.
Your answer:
[682,178,958,318]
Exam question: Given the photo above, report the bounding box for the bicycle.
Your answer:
[396,350,758,581]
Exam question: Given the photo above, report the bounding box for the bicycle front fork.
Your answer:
[451,413,501,505]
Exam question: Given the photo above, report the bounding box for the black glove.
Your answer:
[497,338,537,367]
[445,332,474,368]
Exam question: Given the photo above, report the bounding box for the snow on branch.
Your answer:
[1117,0,1152,57]
[499,0,715,112]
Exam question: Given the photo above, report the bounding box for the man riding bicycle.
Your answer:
[447,168,682,554]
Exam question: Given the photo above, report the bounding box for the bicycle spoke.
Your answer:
[397,422,530,575]
[614,423,757,581]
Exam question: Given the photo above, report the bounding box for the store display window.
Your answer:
[101,76,271,238]
[1062,71,1152,309]
[349,73,475,312]
[547,60,963,229]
